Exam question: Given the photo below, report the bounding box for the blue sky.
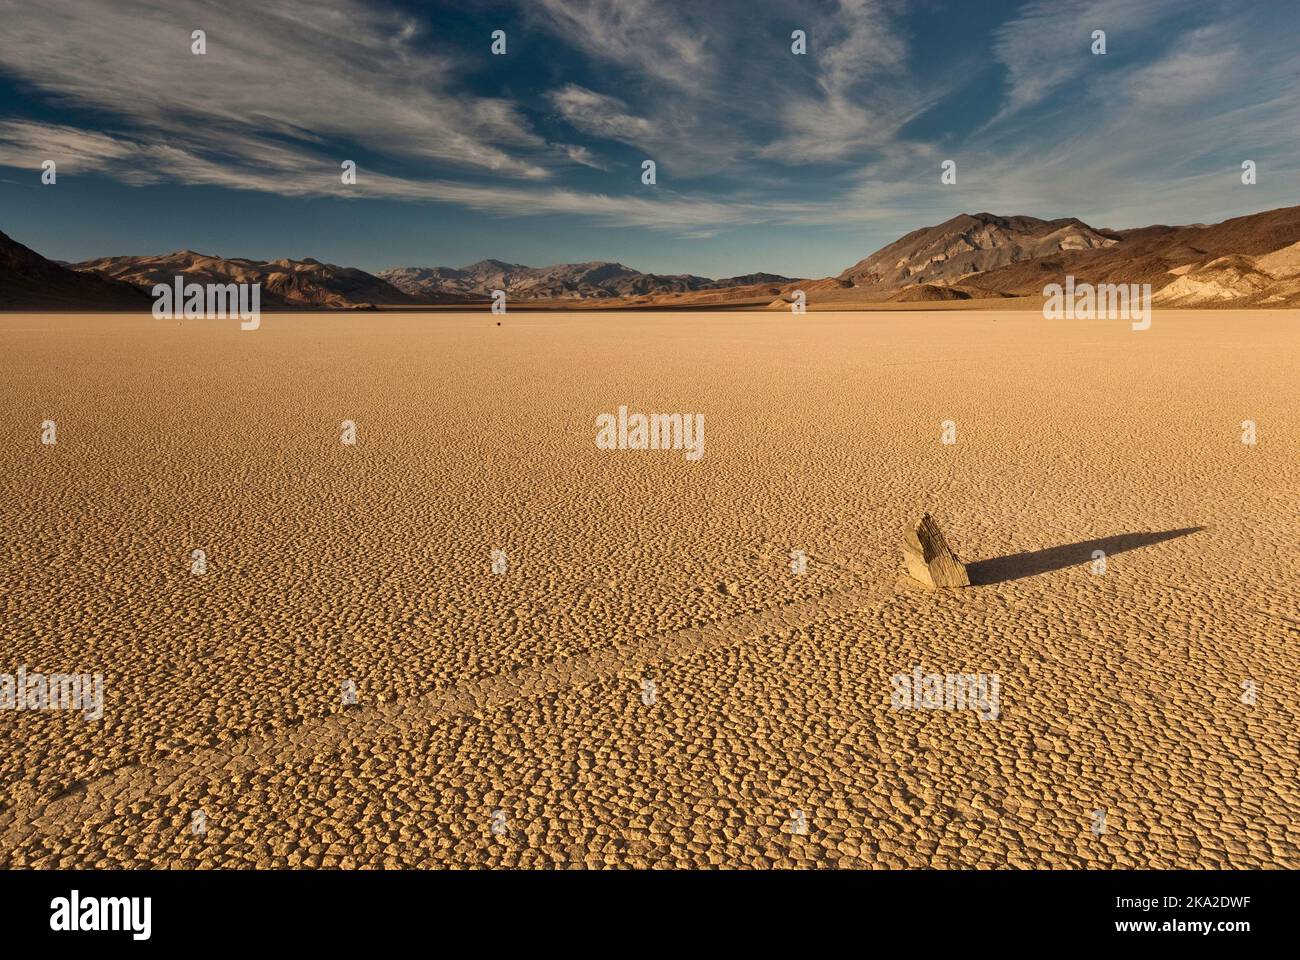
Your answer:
[1,0,1297,278]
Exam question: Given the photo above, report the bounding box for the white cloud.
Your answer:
[0,121,148,174]
[1109,26,1237,108]
[988,0,1189,123]
[0,119,805,232]
[531,0,711,89]
[554,143,608,170]
[0,0,550,179]
[547,85,659,143]
[756,0,934,163]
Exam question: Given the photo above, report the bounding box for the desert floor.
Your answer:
[0,309,1297,868]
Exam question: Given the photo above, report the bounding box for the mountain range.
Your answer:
[378,261,790,301]
[4,205,1300,310]
[1,230,149,309]
[795,206,1300,308]
[69,250,442,309]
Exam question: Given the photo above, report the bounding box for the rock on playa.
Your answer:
[902,514,971,589]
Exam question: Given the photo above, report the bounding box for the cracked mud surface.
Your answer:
[1,310,1297,867]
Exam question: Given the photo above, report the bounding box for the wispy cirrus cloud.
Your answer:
[987,0,1194,124]
[0,118,809,232]
[530,0,713,90]
[0,0,792,233]
[826,8,1300,246]
[546,85,659,144]
[0,0,1296,269]
[0,0,933,229]
[535,0,931,167]
[0,0,551,178]
[0,121,149,175]
[553,143,608,171]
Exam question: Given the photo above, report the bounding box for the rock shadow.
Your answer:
[968,527,1204,585]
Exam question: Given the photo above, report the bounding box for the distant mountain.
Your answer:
[704,273,795,289]
[1150,241,1300,306]
[378,260,792,301]
[0,230,150,309]
[955,205,1300,306]
[773,205,1300,308]
[831,212,1118,292]
[72,251,441,309]
[9,204,1300,312]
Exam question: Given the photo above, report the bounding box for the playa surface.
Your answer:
[1,309,1297,868]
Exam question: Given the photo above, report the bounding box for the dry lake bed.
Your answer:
[1,309,1296,868]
